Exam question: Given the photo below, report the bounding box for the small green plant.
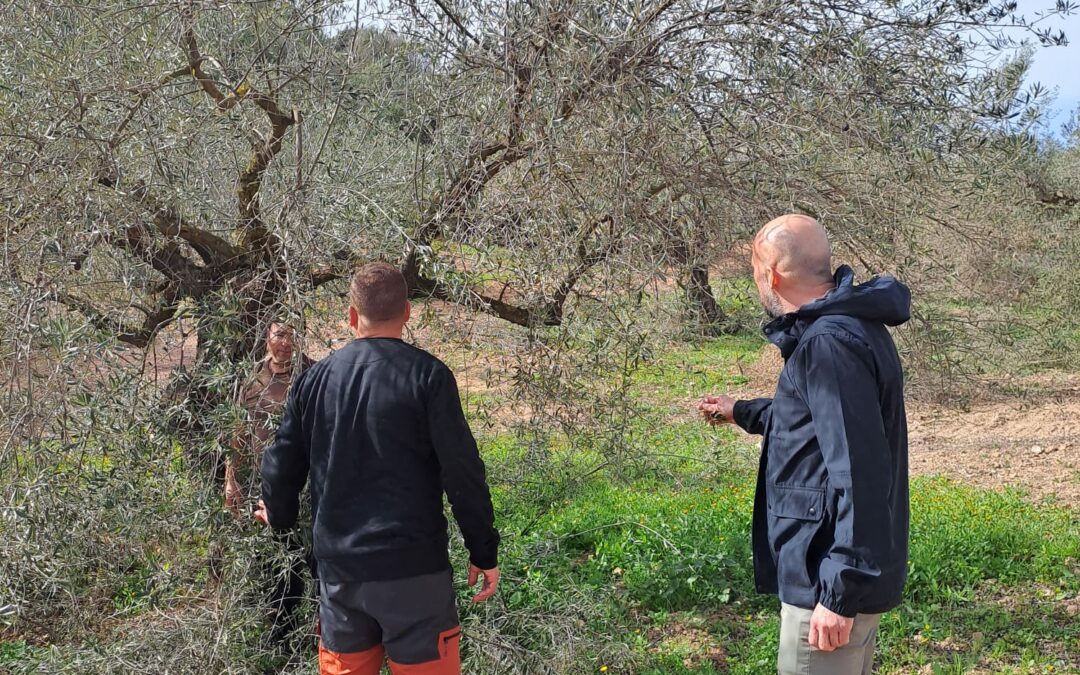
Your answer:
[0,640,30,666]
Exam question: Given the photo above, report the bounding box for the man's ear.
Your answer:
[348,305,359,330]
[767,265,782,290]
[403,301,412,325]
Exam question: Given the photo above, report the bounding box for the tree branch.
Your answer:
[48,290,179,348]
[181,23,233,108]
[108,66,192,149]
[1033,186,1078,208]
[109,222,204,282]
[430,0,483,47]
[180,10,297,261]
[409,273,557,327]
[123,181,241,266]
[308,250,364,288]
[406,211,619,328]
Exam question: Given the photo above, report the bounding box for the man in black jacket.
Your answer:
[698,215,910,674]
[256,262,500,675]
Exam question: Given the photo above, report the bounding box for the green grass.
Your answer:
[0,641,31,667]
[633,334,762,407]
[481,465,1080,673]
[8,334,1080,673]
[460,334,1080,673]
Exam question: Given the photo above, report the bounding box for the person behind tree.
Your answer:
[227,321,314,646]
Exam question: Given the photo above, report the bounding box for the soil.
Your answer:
[38,313,1078,508]
[635,610,734,671]
[738,345,1080,508]
[907,389,1080,507]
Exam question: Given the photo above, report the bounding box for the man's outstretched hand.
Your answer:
[808,603,854,652]
[697,394,736,425]
[467,564,500,604]
[253,499,270,527]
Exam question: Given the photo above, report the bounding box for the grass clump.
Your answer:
[6,335,1079,673]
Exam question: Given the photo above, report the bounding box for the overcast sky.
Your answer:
[1013,0,1078,137]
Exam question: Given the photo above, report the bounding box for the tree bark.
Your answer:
[685,265,725,334]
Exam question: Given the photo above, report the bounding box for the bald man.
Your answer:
[698,215,911,675]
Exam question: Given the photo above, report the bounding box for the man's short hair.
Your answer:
[266,322,294,339]
[350,262,408,323]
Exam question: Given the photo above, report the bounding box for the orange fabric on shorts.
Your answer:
[387,627,461,675]
[319,642,385,675]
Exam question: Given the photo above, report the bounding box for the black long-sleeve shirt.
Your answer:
[733,266,910,617]
[261,338,500,582]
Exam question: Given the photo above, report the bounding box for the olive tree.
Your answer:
[0,0,1070,670]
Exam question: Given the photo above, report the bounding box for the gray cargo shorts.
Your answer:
[319,569,460,665]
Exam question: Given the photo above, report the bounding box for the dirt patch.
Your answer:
[730,343,784,399]
[712,243,753,279]
[735,344,1080,507]
[908,394,1080,507]
[644,616,729,671]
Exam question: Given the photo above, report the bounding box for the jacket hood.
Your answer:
[798,265,911,326]
[764,266,911,357]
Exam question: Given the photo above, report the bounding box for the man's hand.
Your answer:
[696,394,736,426]
[807,603,854,652]
[253,499,270,527]
[467,565,500,604]
[224,477,242,517]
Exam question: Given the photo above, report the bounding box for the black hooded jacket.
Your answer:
[733,266,911,617]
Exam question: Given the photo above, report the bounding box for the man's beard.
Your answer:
[762,289,785,319]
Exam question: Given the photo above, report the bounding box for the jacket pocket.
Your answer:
[767,484,825,522]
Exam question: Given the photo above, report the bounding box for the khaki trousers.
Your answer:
[778,603,882,675]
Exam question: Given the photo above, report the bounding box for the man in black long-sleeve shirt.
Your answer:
[698,215,909,675]
[256,262,500,675]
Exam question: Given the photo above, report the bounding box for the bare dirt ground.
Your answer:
[741,346,1080,508]
[907,373,1080,507]
[23,310,1074,508]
